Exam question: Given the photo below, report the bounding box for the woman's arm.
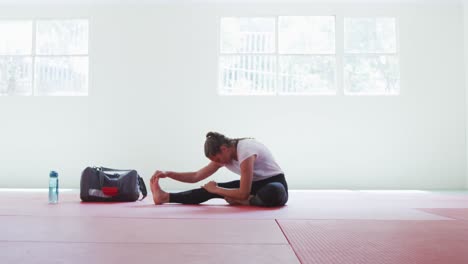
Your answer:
[152,161,221,183]
[203,155,255,200]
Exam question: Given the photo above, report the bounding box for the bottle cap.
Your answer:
[50,171,58,177]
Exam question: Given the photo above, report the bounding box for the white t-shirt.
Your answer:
[224,139,284,181]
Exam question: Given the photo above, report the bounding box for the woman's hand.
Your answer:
[202,181,218,193]
[151,170,168,182]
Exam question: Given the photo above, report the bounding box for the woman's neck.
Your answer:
[231,145,238,161]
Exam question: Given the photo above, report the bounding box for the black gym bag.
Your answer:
[80,166,147,202]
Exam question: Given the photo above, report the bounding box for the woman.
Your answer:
[150,132,288,207]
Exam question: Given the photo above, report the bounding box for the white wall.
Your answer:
[464,0,468,190]
[0,1,465,190]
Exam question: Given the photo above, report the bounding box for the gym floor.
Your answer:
[1,189,467,264]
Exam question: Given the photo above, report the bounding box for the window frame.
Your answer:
[343,16,400,96]
[217,15,400,96]
[0,18,89,96]
[218,15,338,96]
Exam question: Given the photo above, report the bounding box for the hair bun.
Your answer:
[206,132,216,138]
[206,131,222,139]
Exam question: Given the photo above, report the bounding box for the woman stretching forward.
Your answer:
[150,132,288,207]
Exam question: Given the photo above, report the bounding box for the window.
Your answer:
[219,16,336,95]
[0,21,33,96]
[344,17,399,95]
[0,19,88,96]
[219,16,399,96]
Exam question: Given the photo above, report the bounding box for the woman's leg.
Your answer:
[248,174,289,207]
[167,180,241,205]
[151,173,289,206]
[249,182,288,207]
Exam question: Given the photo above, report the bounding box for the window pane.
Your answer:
[279,56,336,94]
[36,20,88,55]
[0,56,33,96]
[219,55,276,95]
[279,16,335,54]
[220,17,275,53]
[344,55,399,95]
[344,17,396,53]
[35,56,88,96]
[0,21,32,55]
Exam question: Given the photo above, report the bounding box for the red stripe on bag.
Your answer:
[102,187,119,196]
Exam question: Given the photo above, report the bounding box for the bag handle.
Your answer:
[138,176,147,201]
[96,166,131,172]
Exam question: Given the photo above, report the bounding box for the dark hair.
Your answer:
[204,132,250,158]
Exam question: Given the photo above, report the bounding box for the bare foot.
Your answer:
[150,176,157,194]
[150,177,169,205]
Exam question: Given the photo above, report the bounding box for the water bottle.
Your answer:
[49,171,59,204]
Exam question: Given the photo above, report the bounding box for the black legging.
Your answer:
[169,174,288,207]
